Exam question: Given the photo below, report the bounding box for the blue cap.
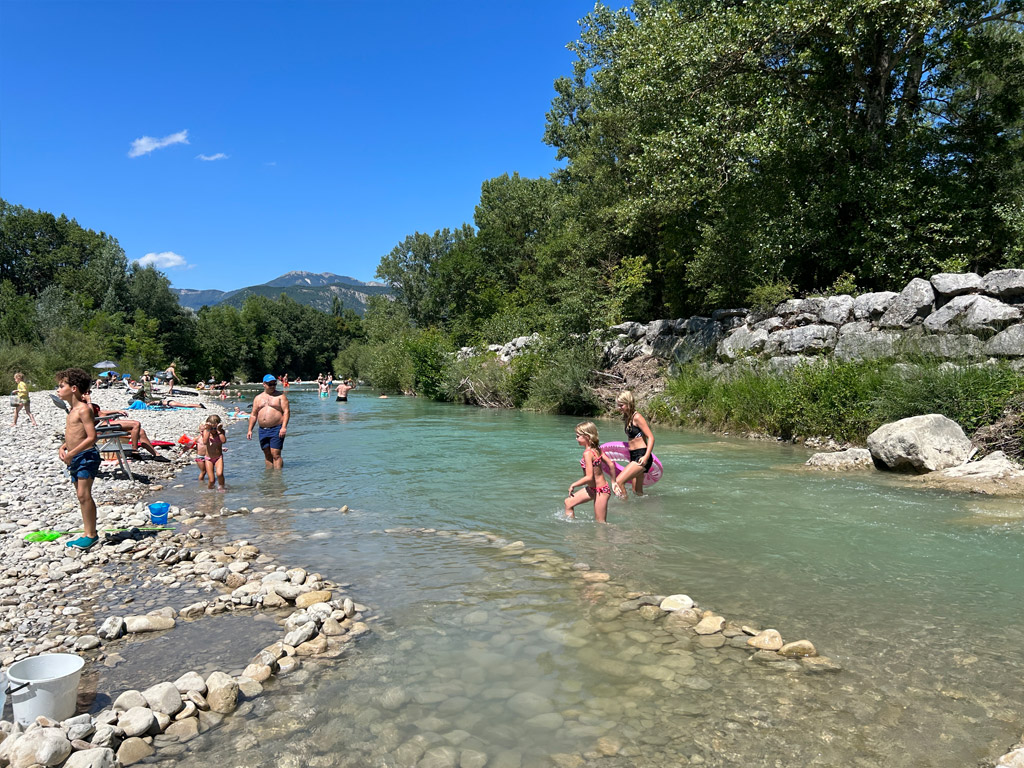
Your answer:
[263,374,277,383]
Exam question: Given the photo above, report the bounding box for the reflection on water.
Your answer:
[156,392,1024,766]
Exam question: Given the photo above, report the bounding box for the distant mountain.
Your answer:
[173,271,390,314]
[264,271,386,289]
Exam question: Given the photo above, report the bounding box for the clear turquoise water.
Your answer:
[170,389,1024,767]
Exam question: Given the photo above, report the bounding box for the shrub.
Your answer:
[746,280,795,313]
[523,340,600,415]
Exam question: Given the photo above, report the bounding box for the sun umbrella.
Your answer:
[93,361,118,369]
[99,371,116,377]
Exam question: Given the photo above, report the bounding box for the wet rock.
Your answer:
[460,749,489,768]
[283,621,318,647]
[63,747,117,768]
[97,617,125,640]
[506,692,553,718]
[124,615,174,633]
[75,634,101,651]
[638,605,665,621]
[747,629,784,651]
[113,690,147,711]
[205,671,239,714]
[751,650,787,663]
[778,639,817,658]
[693,615,724,635]
[89,725,122,748]
[801,656,842,673]
[805,448,873,470]
[115,736,154,766]
[8,728,72,768]
[659,594,694,612]
[142,681,183,715]
[294,634,328,656]
[419,746,460,767]
[867,414,973,472]
[665,609,701,630]
[164,717,199,741]
[173,671,207,695]
[294,590,332,609]
[524,712,564,730]
[236,677,263,698]
[117,707,155,738]
[582,572,610,582]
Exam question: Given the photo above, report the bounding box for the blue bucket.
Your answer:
[148,502,169,525]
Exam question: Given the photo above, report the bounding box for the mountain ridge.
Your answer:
[174,271,390,314]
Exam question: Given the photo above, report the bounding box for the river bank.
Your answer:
[0,389,374,766]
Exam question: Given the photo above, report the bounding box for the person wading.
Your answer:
[247,374,290,469]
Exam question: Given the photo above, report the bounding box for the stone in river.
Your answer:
[638,605,666,621]
[205,671,239,714]
[294,590,332,609]
[63,747,117,768]
[174,671,207,694]
[124,615,174,633]
[747,629,784,651]
[418,746,459,768]
[113,690,147,711]
[115,737,154,766]
[142,681,183,715]
[778,639,817,658]
[697,634,725,648]
[117,707,156,738]
[506,691,553,718]
[163,717,199,741]
[97,617,125,640]
[582,572,610,582]
[751,650,787,663]
[524,712,564,730]
[693,615,724,635]
[379,686,410,711]
[659,594,694,612]
[801,656,842,673]
[8,728,72,768]
[460,749,489,768]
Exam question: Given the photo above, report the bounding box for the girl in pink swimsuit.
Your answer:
[201,414,227,489]
[565,422,618,524]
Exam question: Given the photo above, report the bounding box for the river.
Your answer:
[137,389,1024,767]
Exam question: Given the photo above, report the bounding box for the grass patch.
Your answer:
[656,358,1024,442]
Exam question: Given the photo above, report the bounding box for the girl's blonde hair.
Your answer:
[616,390,637,425]
[575,421,600,450]
[13,372,23,381]
[205,414,222,428]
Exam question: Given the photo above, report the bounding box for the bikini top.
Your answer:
[625,418,643,440]
[205,429,224,445]
[580,452,604,470]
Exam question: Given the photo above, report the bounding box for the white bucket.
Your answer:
[6,653,84,725]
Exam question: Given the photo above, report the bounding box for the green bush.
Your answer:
[523,340,600,415]
[746,280,795,314]
[406,328,454,399]
[442,353,516,407]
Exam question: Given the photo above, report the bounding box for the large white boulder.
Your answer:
[866,414,974,473]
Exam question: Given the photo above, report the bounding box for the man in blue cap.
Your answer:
[247,374,290,468]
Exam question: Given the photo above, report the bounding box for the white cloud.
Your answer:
[129,129,189,158]
[196,152,228,161]
[136,251,189,269]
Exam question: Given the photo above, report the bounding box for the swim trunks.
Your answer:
[258,424,285,451]
[336,396,347,402]
[68,448,101,483]
[629,448,653,473]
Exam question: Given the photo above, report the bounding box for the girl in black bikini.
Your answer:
[565,422,618,523]
[612,390,655,498]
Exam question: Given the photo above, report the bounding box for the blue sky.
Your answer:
[0,0,614,291]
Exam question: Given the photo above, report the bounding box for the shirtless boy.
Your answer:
[56,368,100,550]
[336,379,354,402]
[247,374,290,469]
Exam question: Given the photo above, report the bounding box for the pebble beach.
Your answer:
[0,387,373,767]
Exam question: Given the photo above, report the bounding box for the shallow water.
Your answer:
[153,390,1024,766]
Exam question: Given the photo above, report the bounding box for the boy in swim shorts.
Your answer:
[56,368,100,550]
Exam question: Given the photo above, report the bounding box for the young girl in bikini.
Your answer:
[612,390,655,498]
[192,420,211,485]
[565,422,618,523]
[201,414,227,489]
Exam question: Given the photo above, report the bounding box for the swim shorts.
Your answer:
[68,448,101,483]
[629,448,653,473]
[258,425,285,451]
[336,396,347,402]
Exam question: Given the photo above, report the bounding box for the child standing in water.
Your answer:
[565,422,617,523]
[201,414,227,489]
[191,420,210,484]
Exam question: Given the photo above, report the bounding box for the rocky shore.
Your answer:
[0,388,373,767]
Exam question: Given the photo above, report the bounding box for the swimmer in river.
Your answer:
[336,379,353,402]
[612,390,655,498]
[565,422,617,524]
[247,374,290,469]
